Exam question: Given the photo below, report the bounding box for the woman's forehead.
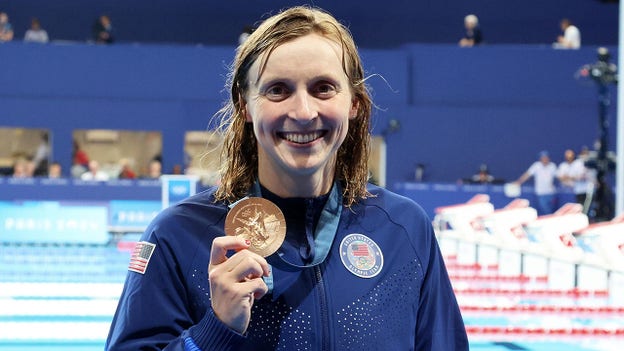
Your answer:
[249,34,346,82]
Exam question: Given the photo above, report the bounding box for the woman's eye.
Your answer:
[315,83,337,97]
[264,84,289,99]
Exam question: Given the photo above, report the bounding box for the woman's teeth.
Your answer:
[280,131,323,144]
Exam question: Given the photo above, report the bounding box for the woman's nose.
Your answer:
[288,91,317,122]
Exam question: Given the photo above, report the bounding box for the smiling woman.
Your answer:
[106,6,468,351]
[244,33,358,198]
[216,6,373,208]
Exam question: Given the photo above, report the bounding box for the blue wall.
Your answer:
[0,42,618,187]
[0,0,618,47]
[384,44,618,184]
[1,42,232,174]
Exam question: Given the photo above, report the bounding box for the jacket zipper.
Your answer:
[315,265,330,351]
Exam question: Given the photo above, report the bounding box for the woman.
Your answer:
[107,6,467,350]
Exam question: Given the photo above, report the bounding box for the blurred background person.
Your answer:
[557,149,590,206]
[459,14,482,47]
[92,15,113,44]
[144,159,162,179]
[118,158,137,179]
[469,164,495,184]
[24,17,49,43]
[81,160,109,181]
[48,162,62,178]
[513,150,558,215]
[71,139,90,178]
[238,25,254,45]
[171,164,183,175]
[11,157,29,178]
[24,159,36,177]
[32,132,50,176]
[577,146,597,212]
[0,12,14,42]
[554,18,580,49]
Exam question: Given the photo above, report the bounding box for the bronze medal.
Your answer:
[225,197,286,257]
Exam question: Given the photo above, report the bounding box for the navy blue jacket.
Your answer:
[106,184,468,350]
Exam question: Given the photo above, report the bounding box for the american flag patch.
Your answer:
[351,243,370,257]
[128,241,156,274]
[340,234,384,279]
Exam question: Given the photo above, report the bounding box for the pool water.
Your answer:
[1,242,622,351]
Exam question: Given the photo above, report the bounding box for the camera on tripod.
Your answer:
[578,47,618,85]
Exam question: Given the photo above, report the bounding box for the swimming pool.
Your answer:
[1,242,622,351]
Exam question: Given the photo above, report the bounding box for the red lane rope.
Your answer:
[445,263,499,271]
[117,241,137,251]
[454,287,609,297]
[449,274,548,282]
[461,305,624,315]
[466,326,624,337]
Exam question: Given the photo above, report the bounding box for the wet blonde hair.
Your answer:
[213,6,372,207]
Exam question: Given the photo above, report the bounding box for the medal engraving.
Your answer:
[225,197,286,257]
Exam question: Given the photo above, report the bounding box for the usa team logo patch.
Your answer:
[128,241,156,274]
[340,234,383,278]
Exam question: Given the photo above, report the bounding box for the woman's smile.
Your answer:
[277,130,327,144]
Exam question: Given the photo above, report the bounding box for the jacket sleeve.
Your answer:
[413,209,469,351]
[105,227,246,351]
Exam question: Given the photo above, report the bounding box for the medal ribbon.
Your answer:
[247,180,343,293]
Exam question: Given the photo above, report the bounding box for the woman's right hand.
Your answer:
[208,236,270,334]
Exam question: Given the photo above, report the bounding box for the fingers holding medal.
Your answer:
[225,197,286,258]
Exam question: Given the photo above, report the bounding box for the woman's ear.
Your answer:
[240,94,253,122]
[244,106,253,122]
[349,99,359,120]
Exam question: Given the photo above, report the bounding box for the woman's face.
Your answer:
[244,34,357,184]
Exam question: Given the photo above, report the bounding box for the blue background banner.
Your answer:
[108,200,161,232]
[161,176,199,208]
[0,202,109,244]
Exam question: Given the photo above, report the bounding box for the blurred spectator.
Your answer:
[469,164,495,184]
[414,163,425,182]
[118,158,137,179]
[72,139,89,167]
[553,18,580,49]
[32,132,50,176]
[238,25,254,45]
[11,157,29,177]
[577,146,597,183]
[24,159,36,177]
[81,160,109,181]
[71,139,90,177]
[459,14,482,47]
[145,159,162,179]
[0,12,14,42]
[48,162,62,178]
[513,151,558,215]
[92,15,114,44]
[172,164,183,175]
[557,149,589,204]
[24,17,49,43]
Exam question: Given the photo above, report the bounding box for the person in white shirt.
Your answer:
[81,160,110,181]
[554,18,580,49]
[557,149,590,207]
[24,18,49,43]
[514,151,558,215]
